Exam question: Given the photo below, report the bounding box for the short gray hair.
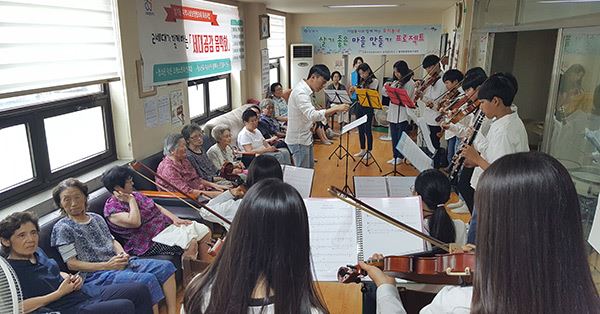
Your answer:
[211,124,231,142]
[259,98,274,110]
[163,133,184,156]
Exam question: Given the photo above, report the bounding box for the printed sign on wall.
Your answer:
[301,25,441,55]
[137,0,245,86]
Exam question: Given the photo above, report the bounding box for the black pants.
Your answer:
[428,125,442,150]
[356,107,374,151]
[78,283,153,314]
[390,121,409,159]
[456,167,475,213]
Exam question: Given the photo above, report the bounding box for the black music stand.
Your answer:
[353,88,382,172]
[339,116,368,196]
[325,89,354,165]
[383,85,415,177]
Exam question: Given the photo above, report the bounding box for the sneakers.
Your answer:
[326,128,340,139]
[354,149,366,157]
[387,158,403,165]
[364,151,372,160]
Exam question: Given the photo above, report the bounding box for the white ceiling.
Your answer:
[238,0,457,14]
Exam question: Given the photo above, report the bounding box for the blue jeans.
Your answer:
[447,136,457,164]
[287,143,314,168]
[78,283,153,314]
[390,121,409,159]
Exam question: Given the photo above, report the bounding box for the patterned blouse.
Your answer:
[104,192,172,256]
[260,114,280,134]
[186,147,219,181]
[271,96,288,117]
[206,143,235,169]
[156,156,207,194]
[51,213,116,276]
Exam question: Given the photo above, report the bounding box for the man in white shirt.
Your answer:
[461,73,529,244]
[285,64,349,168]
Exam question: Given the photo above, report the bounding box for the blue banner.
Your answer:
[302,25,441,55]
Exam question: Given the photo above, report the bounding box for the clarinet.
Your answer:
[448,110,486,184]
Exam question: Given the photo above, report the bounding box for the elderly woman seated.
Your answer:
[49,178,178,314]
[237,108,292,165]
[258,99,286,138]
[101,165,214,259]
[205,155,283,223]
[156,133,224,200]
[181,123,234,187]
[1,212,153,314]
[206,124,245,174]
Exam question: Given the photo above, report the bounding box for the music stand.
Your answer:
[325,90,354,164]
[383,85,415,177]
[339,115,368,196]
[353,88,382,172]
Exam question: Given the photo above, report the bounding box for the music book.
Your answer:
[384,85,416,109]
[354,176,416,198]
[356,88,383,109]
[588,194,600,253]
[305,197,424,281]
[282,165,314,198]
[397,133,433,172]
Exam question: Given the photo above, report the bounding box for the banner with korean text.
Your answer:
[301,25,441,55]
[137,0,245,86]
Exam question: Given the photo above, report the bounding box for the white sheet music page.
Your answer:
[360,197,425,257]
[588,194,600,253]
[305,198,358,281]
[397,133,433,172]
[387,177,417,198]
[354,176,388,198]
[283,165,314,198]
[342,115,367,134]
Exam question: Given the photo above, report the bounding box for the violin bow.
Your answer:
[129,161,232,226]
[328,186,450,252]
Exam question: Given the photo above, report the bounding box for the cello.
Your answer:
[328,186,474,286]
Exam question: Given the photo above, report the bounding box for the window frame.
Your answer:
[187,74,232,124]
[269,57,282,86]
[0,83,116,208]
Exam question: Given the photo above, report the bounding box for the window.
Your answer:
[269,58,281,86]
[0,84,115,208]
[187,74,232,122]
[267,14,286,87]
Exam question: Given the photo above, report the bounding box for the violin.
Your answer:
[414,71,440,103]
[338,252,475,285]
[448,99,481,124]
[328,186,475,285]
[435,93,473,123]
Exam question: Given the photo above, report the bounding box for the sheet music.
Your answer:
[397,133,433,172]
[354,177,388,198]
[282,165,314,198]
[387,177,416,198]
[324,89,351,104]
[588,194,600,253]
[360,197,425,256]
[342,115,367,134]
[305,199,357,281]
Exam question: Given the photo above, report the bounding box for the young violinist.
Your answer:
[461,73,529,244]
[385,60,415,165]
[349,56,364,104]
[417,54,446,150]
[183,178,329,313]
[413,169,467,248]
[361,152,600,313]
[349,63,379,158]
[440,69,464,165]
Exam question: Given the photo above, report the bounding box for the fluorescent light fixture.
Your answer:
[326,4,400,8]
[538,0,600,3]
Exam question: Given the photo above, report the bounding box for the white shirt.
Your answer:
[419,75,446,126]
[238,127,266,151]
[377,284,472,314]
[285,79,327,146]
[443,87,464,140]
[470,110,529,188]
[386,80,416,124]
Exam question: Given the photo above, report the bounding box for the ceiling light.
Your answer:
[325,4,400,8]
[538,0,600,3]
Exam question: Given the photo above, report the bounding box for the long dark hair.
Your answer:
[472,152,600,313]
[414,169,455,245]
[357,63,376,88]
[246,155,283,189]
[393,60,413,86]
[184,179,328,314]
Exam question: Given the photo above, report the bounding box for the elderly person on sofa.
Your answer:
[156,133,224,200]
[206,124,245,174]
[49,178,178,314]
[237,108,292,165]
[102,165,213,259]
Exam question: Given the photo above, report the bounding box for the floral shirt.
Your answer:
[156,156,207,194]
[271,96,288,117]
[104,192,172,255]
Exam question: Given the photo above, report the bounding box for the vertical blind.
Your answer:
[267,13,286,59]
[0,0,120,98]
